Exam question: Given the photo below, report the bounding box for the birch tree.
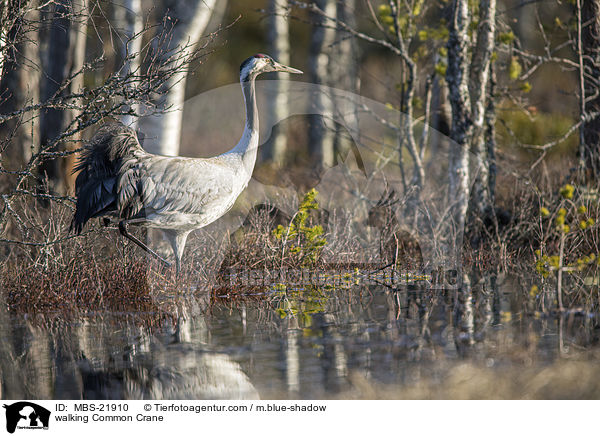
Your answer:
[0,0,22,82]
[444,0,497,231]
[307,0,336,168]
[0,0,10,82]
[446,0,472,235]
[138,0,217,157]
[114,0,144,130]
[264,0,290,164]
[289,0,499,241]
[469,0,496,216]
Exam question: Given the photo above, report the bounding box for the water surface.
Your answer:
[1,273,599,399]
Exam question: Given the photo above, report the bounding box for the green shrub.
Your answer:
[273,189,327,267]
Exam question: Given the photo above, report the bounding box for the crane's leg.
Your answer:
[163,230,191,274]
[118,221,172,267]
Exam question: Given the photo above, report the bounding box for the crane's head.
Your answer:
[240,54,302,82]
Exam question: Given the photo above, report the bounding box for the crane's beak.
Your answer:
[272,61,303,74]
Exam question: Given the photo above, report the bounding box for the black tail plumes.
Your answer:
[70,122,143,234]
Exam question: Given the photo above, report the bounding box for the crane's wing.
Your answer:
[117,155,239,220]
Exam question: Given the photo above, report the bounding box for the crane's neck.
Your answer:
[230,76,259,179]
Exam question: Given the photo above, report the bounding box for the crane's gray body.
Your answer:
[71,55,300,273]
[129,154,248,230]
[109,134,257,232]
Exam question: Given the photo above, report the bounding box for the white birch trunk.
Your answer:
[139,0,217,156]
[469,0,496,215]
[264,0,290,164]
[114,0,143,129]
[0,0,10,82]
[446,0,472,237]
[308,0,336,168]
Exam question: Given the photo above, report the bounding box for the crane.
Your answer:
[70,54,302,272]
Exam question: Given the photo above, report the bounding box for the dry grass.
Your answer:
[0,197,206,317]
[330,359,600,399]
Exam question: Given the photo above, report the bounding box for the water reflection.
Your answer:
[1,271,600,400]
[0,303,258,400]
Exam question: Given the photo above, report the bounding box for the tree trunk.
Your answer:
[39,0,70,191]
[63,0,88,194]
[263,0,290,164]
[446,0,473,239]
[307,0,336,168]
[485,62,497,203]
[0,0,40,169]
[0,0,10,83]
[138,0,217,156]
[331,0,359,158]
[581,0,600,180]
[469,0,496,216]
[0,0,20,82]
[429,75,451,158]
[40,0,88,193]
[114,0,144,130]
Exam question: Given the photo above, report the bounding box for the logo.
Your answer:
[2,402,50,433]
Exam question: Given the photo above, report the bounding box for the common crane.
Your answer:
[71,54,302,272]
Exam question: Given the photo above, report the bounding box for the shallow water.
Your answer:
[1,272,599,400]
